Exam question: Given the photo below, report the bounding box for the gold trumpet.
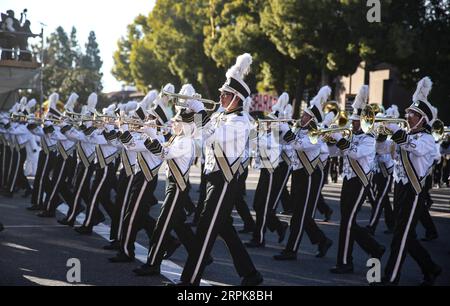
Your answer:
[160,88,221,112]
[361,104,410,134]
[308,125,352,145]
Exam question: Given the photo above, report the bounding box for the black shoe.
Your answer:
[330,264,354,274]
[421,233,438,242]
[57,218,75,227]
[103,240,120,251]
[108,253,135,263]
[421,265,442,286]
[163,239,181,260]
[241,271,263,286]
[133,264,160,276]
[244,239,265,248]
[371,245,386,260]
[74,226,92,235]
[0,223,4,232]
[238,227,255,234]
[277,222,289,243]
[323,209,333,222]
[316,238,332,258]
[37,211,55,218]
[273,250,297,261]
[26,205,40,211]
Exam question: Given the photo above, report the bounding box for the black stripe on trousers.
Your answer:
[336,177,382,266]
[384,182,437,284]
[120,172,158,258]
[180,171,257,285]
[147,177,196,267]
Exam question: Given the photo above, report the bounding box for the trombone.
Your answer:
[361,104,410,134]
[118,118,171,135]
[160,88,221,112]
[256,119,298,131]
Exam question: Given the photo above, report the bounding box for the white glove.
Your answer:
[331,133,343,142]
[387,123,400,133]
[141,126,158,139]
[120,124,129,132]
[187,99,205,113]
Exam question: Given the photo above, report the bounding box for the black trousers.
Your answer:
[280,185,292,212]
[193,163,207,224]
[3,146,13,190]
[146,177,196,267]
[285,167,326,253]
[31,150,56,208]
[336,177,382,266]
[109,169,135,242]
[120,172,158,258]
[316,165,332,217]
[234,168,256,230]
[44,154,76,213]
[82,163,116,228]
[66,162,94,223]
[7,147,27,193]
[181,171,257,285]
[0,143,5,187]
[252,163,290,244]
[368,172,394,232]
[419,175,438,237]
[384,182,438,284]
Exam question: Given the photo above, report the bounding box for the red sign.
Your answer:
[250,94,278,112]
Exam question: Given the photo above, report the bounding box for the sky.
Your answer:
[2,0,156,92]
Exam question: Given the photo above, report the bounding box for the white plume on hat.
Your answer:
[352,85,369,110]
[141,90,159,110]
[49,93,59,110]
[26,99,37,114]
[243,97,252,114]
[385,105,400,118]
[87,93,98,113]
[126,101,138,113]
[312,86,332,106]
[102,103,116,116]
[226,53,252,81]
[413,77,432,103]
[272,92,289,113]
[322,112,335,128]
[65,93,79,112]
[19,97,27,111]
[80,105,89,116]
[283,104,293,120]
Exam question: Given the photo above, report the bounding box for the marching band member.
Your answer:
[5,98,33,197]
[274,86,333,261]
[109,92,173,262]
[329,85,385,274]
[103,101,139,250]
[245,93,292,248]
[366,105,398,235]
[176,53,263,286]
[382,77,441,285]
[38,94,77,218]
[133,89,208,276]
[75,94,118,234]
[59,104,97,226]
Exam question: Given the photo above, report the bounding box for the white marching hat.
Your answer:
[349,85,369,121]
[406,77,434,123]
[219,53,253,102]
